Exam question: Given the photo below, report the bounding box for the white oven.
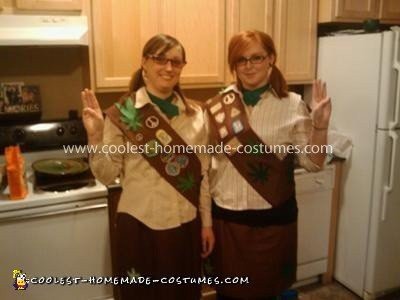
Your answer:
[0,121,113,300]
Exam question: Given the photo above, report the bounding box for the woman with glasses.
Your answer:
[206,30,331,299]
[81,34,214,300]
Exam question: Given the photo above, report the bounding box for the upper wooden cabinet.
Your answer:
[227,0,317,84]
[16,0,82,11]
[91,0,225,91]
[162,0,225,88]
[90,0,316,91]
[319,0,400,24]
[91,0,156,90]
[380,0,400,23]
[274,0,317,83]
[236,0,275,37]
[336,0,379,20]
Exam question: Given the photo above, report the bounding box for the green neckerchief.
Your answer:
[242,83,271,106]
[147,90,179,118]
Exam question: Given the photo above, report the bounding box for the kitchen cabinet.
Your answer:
[0,197,113,300]
[274,0,317,83]
[380,0,400,23]
[322,160,343,284]
[319,0,400,24]
[91,0,316,91]
[90,0,225,91]
[16,0,82,11]
[295,164,335,282]
[226,0,317,84]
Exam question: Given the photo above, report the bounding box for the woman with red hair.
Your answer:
[206,30,331,299]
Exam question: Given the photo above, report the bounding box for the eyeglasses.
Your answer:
[147,55,186,69]
[236,55,267,67]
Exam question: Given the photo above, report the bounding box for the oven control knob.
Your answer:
[56,127,65,136]
[13,129,26,143]
[70,126,77,135]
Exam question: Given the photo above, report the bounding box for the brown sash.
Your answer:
[206,91,295,207]
[105,95,202,208]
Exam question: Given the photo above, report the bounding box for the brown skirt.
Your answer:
[116,213,201,300]
[212,218,297,298]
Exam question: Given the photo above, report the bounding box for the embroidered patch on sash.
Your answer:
[175,155,189,169]
[247,162,269,183]
[115,97,142,131]
[232,119,244,134]
[177,173,195,192]
[226,137,242,156]
[214,112,225,124]
[160,152,175,163]
[165,161,181,176]
[144,139,159,157]
[210,102,222,114]
[219,126,228,139]
[135,133,143,141]
[223,93,236,105]
[156,129,172,145]
[230,107,241,118]
[145,115,159,129]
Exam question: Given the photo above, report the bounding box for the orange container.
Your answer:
[5,145,27,200]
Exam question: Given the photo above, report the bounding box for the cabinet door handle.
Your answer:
[315,179,324,185]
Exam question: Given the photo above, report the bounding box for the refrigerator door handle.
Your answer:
[391,29,400,129]
[381,130,398,221]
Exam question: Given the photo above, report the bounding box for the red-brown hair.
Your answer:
[228,30,288,98]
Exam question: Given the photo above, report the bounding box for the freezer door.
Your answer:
[377,29,400,130]
[318,33,383,296]
[365,129,400,297]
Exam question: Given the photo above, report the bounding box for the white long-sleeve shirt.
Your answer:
[90,87,211,230]
[209,85,320,211]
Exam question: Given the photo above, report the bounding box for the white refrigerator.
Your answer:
[317,29,400,299]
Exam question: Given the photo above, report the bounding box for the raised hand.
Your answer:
[310,79,332,129]
[81,89,104,144]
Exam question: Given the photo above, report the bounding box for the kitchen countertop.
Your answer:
[0,171,107,213]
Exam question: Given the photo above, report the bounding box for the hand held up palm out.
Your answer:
[81,89,104,143]
[310,80,332,129]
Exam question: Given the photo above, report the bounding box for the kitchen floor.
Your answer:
[202,282,400,299]
[296,282,400,299]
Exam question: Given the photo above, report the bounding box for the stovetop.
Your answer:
[0,152,108,207]
[0,119,108,212]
